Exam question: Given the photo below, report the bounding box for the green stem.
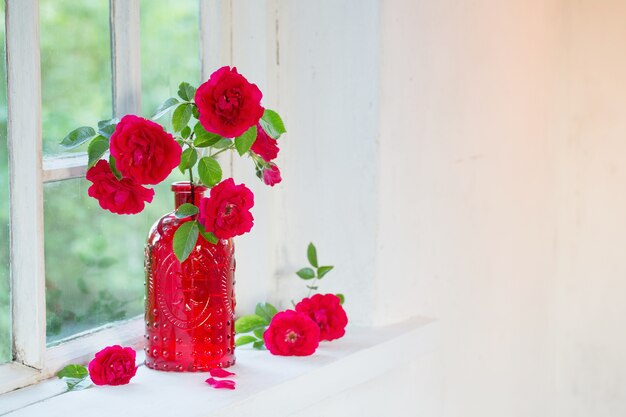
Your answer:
[307,276,319,297]
[251,154,264,170]
[187,131,196,205]
[211,145,235,158]
[189,166,195,206]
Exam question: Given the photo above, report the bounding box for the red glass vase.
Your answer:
[144,182,236,371]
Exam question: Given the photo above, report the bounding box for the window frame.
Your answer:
[0,0,228,394]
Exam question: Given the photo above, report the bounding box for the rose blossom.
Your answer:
[88,345,138,386]
[251,124,279,162]
[295,294,348,341]
[194,66,264,138]
[262,164,282,187]
[263,310,320,356]
[86,160,155,215]
[110,115,181,185]
[197,178,254,239]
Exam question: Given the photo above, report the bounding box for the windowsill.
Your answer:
[1,317,438,417]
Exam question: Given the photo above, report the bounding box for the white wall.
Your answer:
[232,0,626,415]
[375,1,562,416]
[554,1,626,415]
[272,0,380,322]
[374,1,626,415]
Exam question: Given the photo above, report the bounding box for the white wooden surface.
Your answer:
[45,318,144,376]
[199,0,232,80]
[42,153,89,183]
[2,318,438,417]
[0,363,40,398]
[5,0,46,371]
[110,0,141,116]
[271,0,381,323]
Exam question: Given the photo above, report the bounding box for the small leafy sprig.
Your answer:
[234,302,278,349]
[234,243,345,350]
[57,364,92,391]
[296,243,342,301]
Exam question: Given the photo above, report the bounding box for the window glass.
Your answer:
[44,178,182,343]
[141,0,200,116]
[40,0,112,157]
[0,0,10,363]
[42,0,195,343]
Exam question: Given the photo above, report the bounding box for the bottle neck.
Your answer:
[171,182,207,209]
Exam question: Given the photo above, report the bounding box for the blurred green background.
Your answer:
[0,0,200,360]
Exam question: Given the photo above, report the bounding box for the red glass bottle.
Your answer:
[144,182,236,371]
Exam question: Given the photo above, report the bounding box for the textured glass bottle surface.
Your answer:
[144,182,236,371]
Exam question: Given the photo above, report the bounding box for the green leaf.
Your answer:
[317,265,334,279]
[198,224,219,244]
[87,136,109,168]
[255,302,278,323]
[296,267,316,280]
[260,109,286,139]
[253,328,265,340]
[235,335,257,347]
[192,106,200,119]
[172,103,192,132]
[64,377,92,391]
[178,147,198,173]
[175,203,198,218]
[57,364,92,391]
[178,82,196,101]
[173,221,199,263]
[60,126,96,149]
[213,137,232,149]
[57,364,88,379]
[234,125,257,156]
[336,293,345,305]
[152,97,179,120]
[197,157,222,187]
[97,120,117,138]
[97,118,118,139]
[109,155,122,180]
[307,242,318,267]
[181,126,191,139]
[253,340,266,350]
[235,314,268,333]
[193,122,222,147]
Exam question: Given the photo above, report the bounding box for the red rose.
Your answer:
[197,178,254,239]
[262,164,282,187]
[88,345,138,386]
[110,115,181,185]
[263,310,320,356]
[86,160,155,215]
[295,294,348,341]
[194,66,264,138]
[251,124,279,162]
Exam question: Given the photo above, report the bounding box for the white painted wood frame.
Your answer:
[6,0,46,370]
[0,0,47,395]
[110,0,141,117]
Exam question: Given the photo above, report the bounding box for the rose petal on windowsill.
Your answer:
[209,368,236,378]
[205,377,236,390]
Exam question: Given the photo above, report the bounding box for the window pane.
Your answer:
[40,0,112,157]
[44,177,183,343]
[0,0,10,364]
[141,0,200,116]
